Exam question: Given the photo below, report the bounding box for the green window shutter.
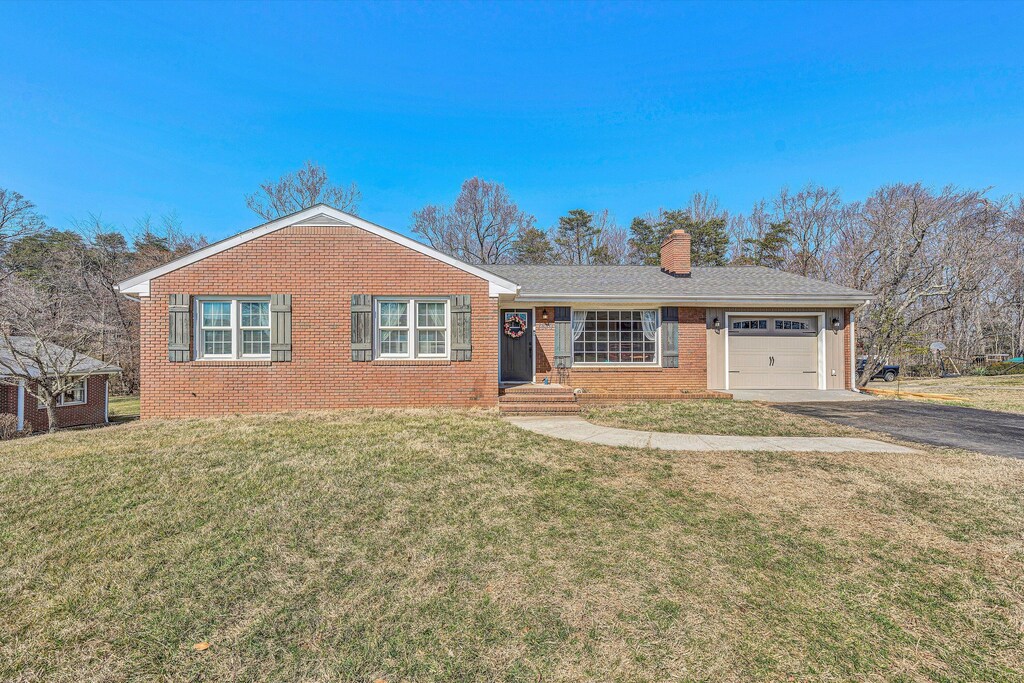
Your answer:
[553,306,573,368]
[271,294,292,362]
[450,295,472,361]
[168,294,191,362]
[661,306,679,368]
[351,295,373,362]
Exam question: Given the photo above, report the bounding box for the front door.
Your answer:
[500,309,533,383]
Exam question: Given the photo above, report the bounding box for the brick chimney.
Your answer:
[660,229,691,276]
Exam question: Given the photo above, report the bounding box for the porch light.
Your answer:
[832,317,840,331]
[713,317,720,330]
[541,308,549,323]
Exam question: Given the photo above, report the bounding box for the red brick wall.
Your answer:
[23,375,109,431]
[140,225,499,419]
[532,307,708,392]
[661,231,692,276]
[0,384,17,417]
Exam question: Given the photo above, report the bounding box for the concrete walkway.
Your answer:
[506,416,918,453]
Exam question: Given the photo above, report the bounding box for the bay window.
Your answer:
[196,298,271,359]
[376,298,449,359]
[572,309,658,364]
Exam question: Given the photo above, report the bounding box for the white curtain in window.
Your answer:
[571,310,587,340]
[641,310,658,341]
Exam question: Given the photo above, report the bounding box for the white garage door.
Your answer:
[728,316,819,390]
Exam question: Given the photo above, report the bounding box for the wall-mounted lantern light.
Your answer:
[541,308,550,323]
[713,317,721,331]
[832,317,840,332]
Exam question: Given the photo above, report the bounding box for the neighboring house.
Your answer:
[116,205,871,419]
[0,338,121,431]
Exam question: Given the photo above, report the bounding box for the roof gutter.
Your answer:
[510,294,874,306]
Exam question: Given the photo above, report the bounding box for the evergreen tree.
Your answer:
[741,220,793,268]
[686,214,730,266]
[511,227,554,264]
[627,216,670,265]
[553,209,601,264]
[628,209,730,266]
[3,229,85,282]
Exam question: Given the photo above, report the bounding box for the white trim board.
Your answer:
[116,205,520,298]
[16,381,24,431]
[512,296,872,306]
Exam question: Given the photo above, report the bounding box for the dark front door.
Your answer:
[500,309,533,383]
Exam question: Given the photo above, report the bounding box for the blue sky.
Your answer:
[2,0,1023,242]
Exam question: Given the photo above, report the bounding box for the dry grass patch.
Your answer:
[875,375,1024,414]
[1,409,1023,681]
[583,399,863,436]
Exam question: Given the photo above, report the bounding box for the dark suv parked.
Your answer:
[856,359,900,382]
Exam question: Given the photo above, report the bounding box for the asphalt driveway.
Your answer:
[774,400,1024,459]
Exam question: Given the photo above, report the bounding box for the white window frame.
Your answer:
[194,297,272,360]
[38,376,87,409]
[374,298,451,360]
[571,308,661,366]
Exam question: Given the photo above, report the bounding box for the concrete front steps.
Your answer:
[498,384,733,415]
[498,385,580,415]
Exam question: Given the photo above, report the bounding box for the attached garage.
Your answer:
[726,315,822,390]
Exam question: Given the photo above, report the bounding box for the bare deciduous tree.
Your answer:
[412,177,535,264]
[246,161,360,220]
[0,277,117,432]
[839,184,1002,384]
[774,184,843,278]
[0,188,45,257]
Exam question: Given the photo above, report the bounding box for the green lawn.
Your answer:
[584,399,862,436]
[2,409,1023,681]
[107,394,140,421]
[874,375,1024,414]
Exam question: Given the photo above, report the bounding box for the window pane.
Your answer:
[417,302,446,328]
[60,380,86,404]
[417,329,446,355]
[242,329,270,356]
[572,310,657,363]
[380,329,408,355]
[202,301,231,327]
[204,329,232,355]
[379,302,408,327]
[241,302,269,328]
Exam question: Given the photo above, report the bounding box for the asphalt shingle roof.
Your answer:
[0,337,121,379]
[482,265,871,302]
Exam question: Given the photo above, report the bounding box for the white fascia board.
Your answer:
[119,280,150,296]
[115,205,520,297]
[511,295,873,307]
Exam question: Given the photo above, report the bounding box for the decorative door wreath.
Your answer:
[503,313,528,338]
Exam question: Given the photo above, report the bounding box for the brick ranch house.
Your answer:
[0,338,120,431]
[116,205,871,419]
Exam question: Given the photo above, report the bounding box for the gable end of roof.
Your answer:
[115,205,519,296]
